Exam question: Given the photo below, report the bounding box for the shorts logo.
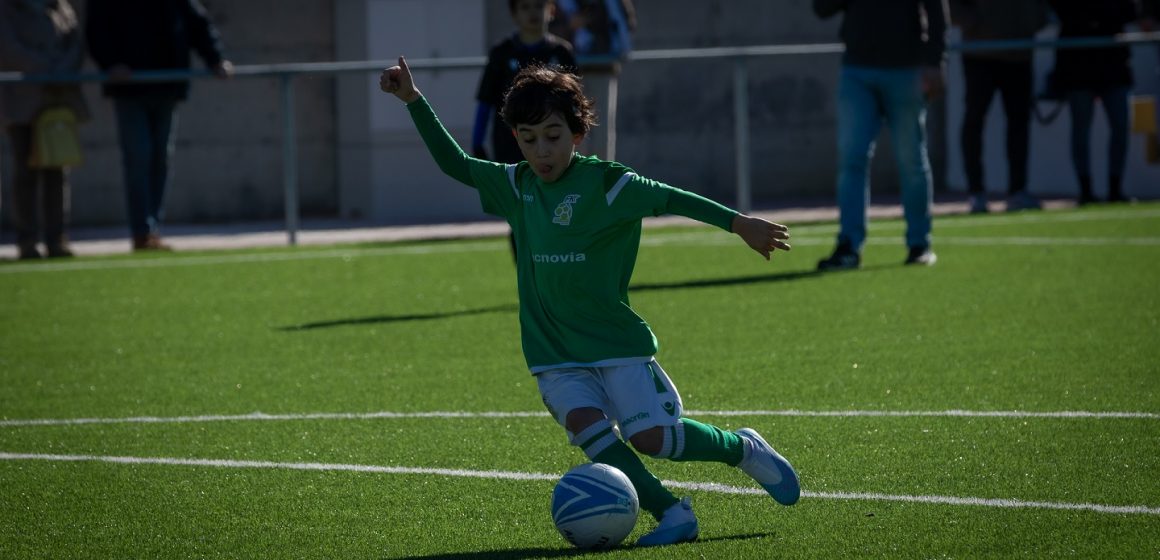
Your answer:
[662,401,676,416]
[622,411,649,427]
[553,194,581,226]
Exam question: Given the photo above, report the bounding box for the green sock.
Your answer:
[673,418,745,466]
[593,440,678,520]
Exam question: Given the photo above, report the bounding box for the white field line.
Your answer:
[2,409,1157,428]
[2,208,1158,274]
[1,451,1156,516]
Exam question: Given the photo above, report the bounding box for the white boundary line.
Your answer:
[2,409,1157,427]
[1,452,1156,516]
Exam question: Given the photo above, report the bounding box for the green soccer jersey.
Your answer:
[407,97,738,373]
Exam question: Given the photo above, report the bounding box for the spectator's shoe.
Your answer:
[905,246,937,266]
[736,428,800,505]
[18,244,41,260]
[133,234,173,252]
[968,194,989,214]
[817,242,860,271]
[637,497,699,547]
[1006,191,1042,212]
[47,243,74,258]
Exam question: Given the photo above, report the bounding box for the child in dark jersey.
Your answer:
[473,0,576,164]
[382,57,799,547]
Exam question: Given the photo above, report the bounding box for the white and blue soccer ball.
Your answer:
[551,463,639,549]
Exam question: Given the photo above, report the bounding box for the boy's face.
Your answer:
[511,0,551,36]
[515,113,582,183]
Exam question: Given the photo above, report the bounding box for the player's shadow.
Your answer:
[629,269,823,292]
[277,303,518,331]
[390,532,773,560]
[280,266,867,331]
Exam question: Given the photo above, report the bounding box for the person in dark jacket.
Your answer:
[950,0,1049,213]
[813,0,950,270]
[86,0,233,251]
[1048,0,1138,204]
[0,0,89,259]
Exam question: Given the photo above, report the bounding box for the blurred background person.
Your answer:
[813,0,949,270]
[1048,0,1139,204]
[85,0,233,252]
[550,0,635,160]
[474,0,577,260]
[950,0,1049,214]
[0,0,89,259]
[474,0,577,164]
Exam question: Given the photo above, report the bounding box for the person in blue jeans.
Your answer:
[86,0,232,251]
[813,0,949,270]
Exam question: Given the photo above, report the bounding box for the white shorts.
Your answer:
[535,358,684,440]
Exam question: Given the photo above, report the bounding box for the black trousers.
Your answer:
[960,57,1033,195]
[7,124,69,249]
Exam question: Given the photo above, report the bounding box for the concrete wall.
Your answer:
[5,0,1156,230]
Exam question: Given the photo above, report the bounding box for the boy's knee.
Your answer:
[628,427,664,457]
[564,407,607,435]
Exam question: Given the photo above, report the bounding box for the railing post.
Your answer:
[280,73,299,245]
[732,58,752,214]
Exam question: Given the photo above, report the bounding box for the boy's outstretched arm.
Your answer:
[732,214,791,261]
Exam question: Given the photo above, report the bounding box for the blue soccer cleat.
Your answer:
[736,428,801,505]
[637,497,699,547]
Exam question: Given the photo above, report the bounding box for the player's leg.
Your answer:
[607,361,800,506]
[537,369,679,523]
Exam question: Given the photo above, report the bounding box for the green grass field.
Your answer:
[2,203,1159,559]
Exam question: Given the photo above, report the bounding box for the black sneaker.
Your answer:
[905,246,937,266]
[817,242,861,271]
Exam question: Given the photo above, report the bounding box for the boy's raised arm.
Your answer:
[380,56,421,103]
[380,56,475,186]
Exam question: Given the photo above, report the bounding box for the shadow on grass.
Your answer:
[629,269,824,292]
[281,267,855,331]
[391,532,774,560]
[278,303,518,331]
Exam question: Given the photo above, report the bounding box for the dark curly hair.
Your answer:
[500,65,596,136]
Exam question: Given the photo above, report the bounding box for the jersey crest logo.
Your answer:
[553,194,581,226]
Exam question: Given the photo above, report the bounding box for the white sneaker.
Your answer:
[736,428,800,505]
[637,497,699,547]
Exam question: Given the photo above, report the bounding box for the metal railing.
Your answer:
[3,32,1158,244]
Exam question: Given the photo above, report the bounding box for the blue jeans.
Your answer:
[835,65,933,252]
[113,96,180,237]
[1066,87,1129,181]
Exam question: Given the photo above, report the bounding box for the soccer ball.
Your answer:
[550,463,639,549]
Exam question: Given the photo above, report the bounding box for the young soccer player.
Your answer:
[381,57,800,547]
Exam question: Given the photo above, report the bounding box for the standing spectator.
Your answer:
[86,0,233,251]
[474,0,577,165]
[475,0,577,260]
[813,0,949,270]
[1142,0,1160,158]
[1048,0,1138,204]
[550,0,636,160]
[0,0,89,259]
[950,0,1049,213]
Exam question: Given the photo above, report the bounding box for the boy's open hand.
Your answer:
[732,214,791,261]
[380,56,421,103]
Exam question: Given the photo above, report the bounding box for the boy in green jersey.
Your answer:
[381,57,799,547]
